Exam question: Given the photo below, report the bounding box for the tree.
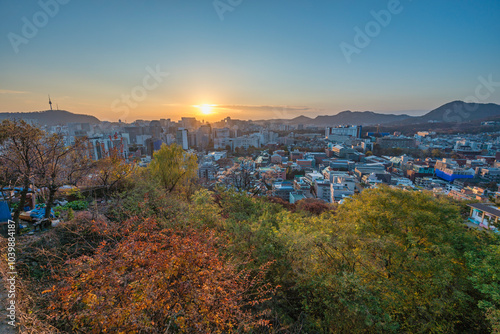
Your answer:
[148,143,198,193]
[286,167,304,180]
[390,147,404,156]
[220,158,256,191]
[46,218,273,333]
[64,142,94,187]
[217,157,234,169]
[431,148,442,158]
[0,120,44,232]
[33,134,91,218]
[301,186,489,332]
[0,156,19,206]
[467,241,500,333]
[295,198,331,215]
[94,148,134,199]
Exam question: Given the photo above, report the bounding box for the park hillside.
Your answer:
[1,120,500,333]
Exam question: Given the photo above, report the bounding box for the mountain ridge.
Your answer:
[394,101,500,124]
[255,101,500,127]
[0,110,100,126]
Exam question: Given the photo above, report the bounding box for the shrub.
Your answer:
[43,218,273,333]
[295,198,332,215]
[64,200,88,211]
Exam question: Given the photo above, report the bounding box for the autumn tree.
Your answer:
[45,218,272,333]
[295,198,332,215]
[33,134,91,218]
[431,148,442,158]
[0,156,18,205]
[219,158,256,191]
[64,141,94,187]
[0,120,44,232]
[148,143,198,193]
[217,157,234,169]
[300,186,489,332]
[94,148,134,199]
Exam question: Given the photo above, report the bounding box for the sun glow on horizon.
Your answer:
[193,104,217,115]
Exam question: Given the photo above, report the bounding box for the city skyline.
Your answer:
[1,0,499,122]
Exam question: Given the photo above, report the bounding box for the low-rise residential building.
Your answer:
[323,169,348,183]
[273,181,295,202]
[406,163,435,182]
[362,173,385,186]
[290,191,306,204]
[354,164,387,180]
[296,158,314,169]
[207,151,227,161]
[477,167,500,182]
[376,136,416,149]
[314,179,332,203]
[270,153,283,164]
[467,203,500,231]
[258,166,286,180]
[290,150,304,161]
[198,160,218,181]
[330,183,355,202]
[391,177,414,187]
[327,159,356,171]
[294,177,311,192]
[304,172,324,185]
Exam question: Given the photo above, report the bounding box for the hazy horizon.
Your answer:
[0,105,447,123]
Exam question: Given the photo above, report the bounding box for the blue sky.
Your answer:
[1,0,499,121]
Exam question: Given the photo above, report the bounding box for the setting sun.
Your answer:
[194,104,217,115]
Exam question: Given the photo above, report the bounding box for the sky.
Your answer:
[0,0,499,122]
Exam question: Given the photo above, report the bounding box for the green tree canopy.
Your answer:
[148,143,198,193]
[299,186,489,332]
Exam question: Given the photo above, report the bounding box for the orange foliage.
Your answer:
[267,196,296,211]
[45,218,272,333]
[295,198,332,215]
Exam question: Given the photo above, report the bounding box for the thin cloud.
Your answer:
[0,89,28,94]
[213,104,326,120]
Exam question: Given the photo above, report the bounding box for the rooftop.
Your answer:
[467,203,500,217]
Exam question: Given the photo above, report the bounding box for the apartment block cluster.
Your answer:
[47,117,284,161]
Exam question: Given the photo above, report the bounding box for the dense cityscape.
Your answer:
[27,110,500,231]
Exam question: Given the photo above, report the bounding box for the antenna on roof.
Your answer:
[48,95,53,111]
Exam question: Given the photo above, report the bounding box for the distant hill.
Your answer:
[289,115,314,124]
[396,101,500,125]
[260,111,411,126]
[0,110,100,126]
[311,111,410,126]
[257,101,500,128]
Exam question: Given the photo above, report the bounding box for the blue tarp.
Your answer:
[30,207,55,220]
[0,201,12,222]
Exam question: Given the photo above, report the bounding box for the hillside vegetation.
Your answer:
[3,144,500,333]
